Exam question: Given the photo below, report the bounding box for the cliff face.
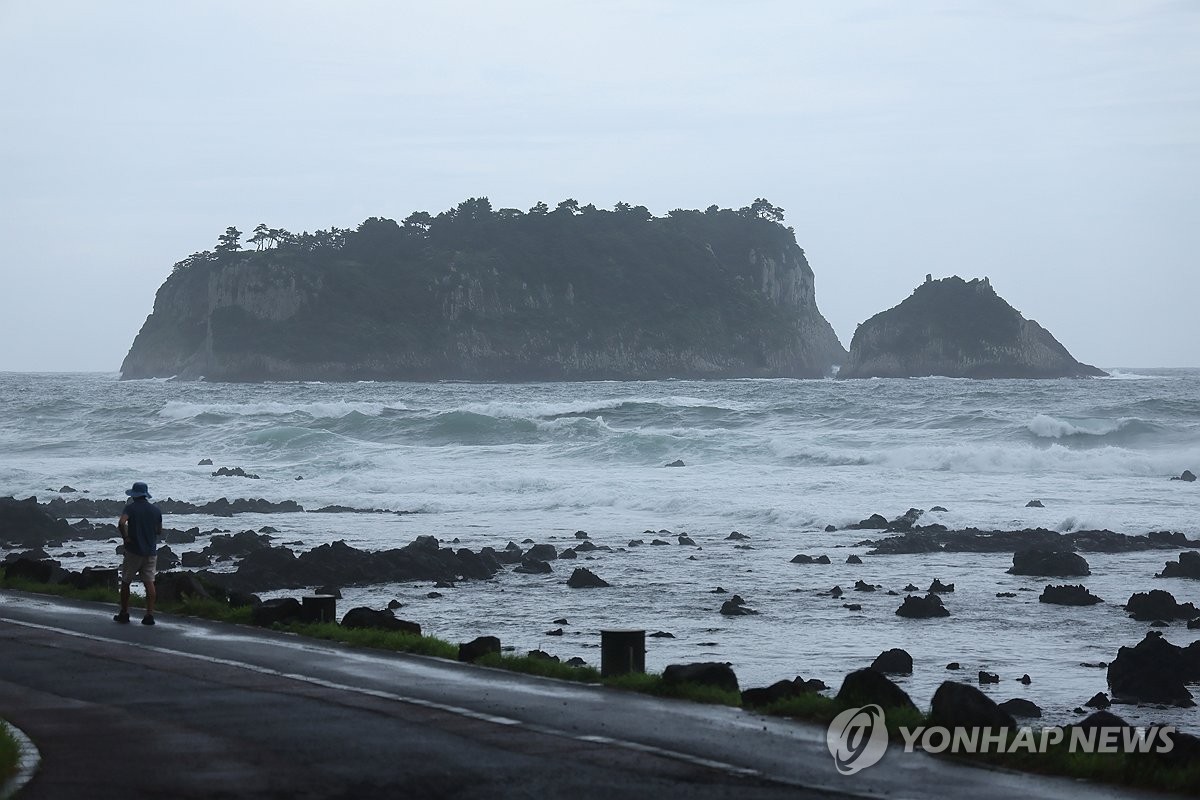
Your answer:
[838,276,1105,379]
[121,206,847,381]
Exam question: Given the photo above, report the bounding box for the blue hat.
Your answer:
[125,481,152,499]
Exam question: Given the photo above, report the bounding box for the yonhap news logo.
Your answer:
[826,704,889,775]
[826,705,1177,775]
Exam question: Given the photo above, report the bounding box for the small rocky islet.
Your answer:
[4,494,1200,724]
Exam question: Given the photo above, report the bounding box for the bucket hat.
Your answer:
[125,481,152,499]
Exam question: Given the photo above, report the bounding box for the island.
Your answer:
[120,199,847,381]
[838,275,1106,379]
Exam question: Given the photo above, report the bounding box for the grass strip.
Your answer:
[0,721,18,783]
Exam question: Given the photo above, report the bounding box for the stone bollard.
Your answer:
[301,594,337,624]
[600,629,646,677]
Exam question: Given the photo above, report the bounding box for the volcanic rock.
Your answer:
[1157,551,1200,579]
[928,578,954,593]
[870,648,913,674]
[1172,470,1196,482]
[836,669,918,712]
[458,636,501,663]
[720,595,758,616]
[663,662,739,694]
[566,567,610,589]
[1125,589,1199,621]
[1039,584,1103,606]
[1008,548,1090,577]
[341,607,421,635]
[998,698,1042,718]
[896,593,949,618]
[1106,631,1199,706]
[514,557,553,575]
[837,275,1106,379]
[929,681,1017,730]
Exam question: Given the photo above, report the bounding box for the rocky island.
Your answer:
[120,199,847,381]
[838,275,1106,379]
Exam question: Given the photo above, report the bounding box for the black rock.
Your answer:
[741,676,822,707]
[998,698,1042,718]
[1171,470,1196,482]
[814,554,831,564]
[928,578,954,593]
[946,662,961,670]
[0,496,74,548]
[930,506,948,512]
[720,595,758,616]
[651,539,669,546]
[559,548,577,560]
[930,681,1016,730]
[1190,618,1200,630]
[871,648,913,674]
[711,586,728,594]
[545,628,564,636]
[198,458,213,465]
[525,543,557,561]
[829,585,843,598]
[648,631,675,638]
[1125,589,1199,621]
[836,668,918,712]
[896,593,949,618]
[824,525,837,532]
[1107,631,1199,706]
[154,571,212,604]
[1157,550,1200,579]
[1039,584,1103,606]
[574,540,599,552]
[341,607,421,635]
[566,567,610,589]
[1026,500,1044,508]
[978,671,1000,684]
[627,539,644,547]
[853,513,890,530]
[663,662,739,694]
[1008,548,1090,577]
[665,460,686,467]
[846,555,862,565]
[726,531,749,540]
[574,530,589,539]
[996,592,1016,598]
[1084,692,1111,709]
[903,583,919,592]
[212,466,260,479]
[1018,674,1031,685]
[250,597,303,627]
[426,591,442,599]
[842,603,862,611]
[514,557,553,575]
[678,534,697,546]
[853,580,876,592]
[458,636,501,663]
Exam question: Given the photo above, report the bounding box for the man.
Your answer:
[115,481,163,625]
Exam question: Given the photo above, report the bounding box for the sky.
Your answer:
[1,0,1197,372]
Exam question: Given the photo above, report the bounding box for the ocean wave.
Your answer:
[158,400,406,420]
[453,395,754,420]
[1025,414,1162,442]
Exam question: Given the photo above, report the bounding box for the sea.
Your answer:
[1,370,1198,728]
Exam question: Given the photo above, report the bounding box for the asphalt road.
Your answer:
[0,591,1158,799]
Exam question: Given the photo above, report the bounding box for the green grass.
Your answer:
[0,721,18,784]
[0,575,118,604]
[602,672,741,706]
[476,652,602,682]
[284,622,460,660]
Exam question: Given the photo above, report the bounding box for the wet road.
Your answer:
[0,591,1157,799]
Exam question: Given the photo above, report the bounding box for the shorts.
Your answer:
[121,553,157,585]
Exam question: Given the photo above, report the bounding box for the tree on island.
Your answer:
[743,198,785,223]
[215,226,242,254]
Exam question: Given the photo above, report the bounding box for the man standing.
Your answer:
[115,481,163,625]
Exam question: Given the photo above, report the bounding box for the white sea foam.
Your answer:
[158,400,405,420]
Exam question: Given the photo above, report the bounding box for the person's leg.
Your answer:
[140,556,158,624]
[145,581,156,615]
[119,582,130,612]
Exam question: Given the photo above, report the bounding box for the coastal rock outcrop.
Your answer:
[1125,589,1199,621]
[120,202,847,382]
[1039,584,1103,606]
[1106,631,1199,706]
[1007,548,1090,577]
[1157,551,1200,579]
[838,276,1105,379]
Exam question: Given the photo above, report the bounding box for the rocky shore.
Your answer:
[4,494,1200,725]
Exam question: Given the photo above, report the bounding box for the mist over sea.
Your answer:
[2,370,1198,726]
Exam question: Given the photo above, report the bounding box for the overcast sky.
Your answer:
[1,1,1196,372]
